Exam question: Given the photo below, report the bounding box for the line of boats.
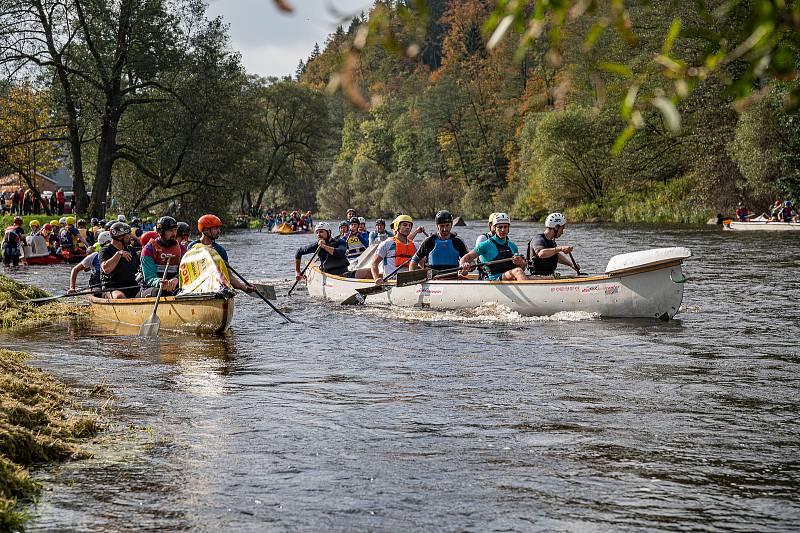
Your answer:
[79,246,692,335]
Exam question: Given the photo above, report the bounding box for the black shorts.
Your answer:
[103,287,140,299]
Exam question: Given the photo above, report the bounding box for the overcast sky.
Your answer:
[206,0,371,78]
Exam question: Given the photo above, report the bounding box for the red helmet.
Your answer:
[13,216,23,226]
[197,214,223,233]
[140,230,158,248]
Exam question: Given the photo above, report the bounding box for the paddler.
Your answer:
[475,213,497,247]
[368,218,393,245]
[459,213,529,281]
[2,217,24,266]
[58,216,89,255]
[68,231,112,293]
[527,212,580,277]
[176,221,191,247]
[99,222,140,299]
[138,216,184,297]
[28,219,41,236]
[294,222,349,278]
[187,214,255,293]
[344,216,369,261]
[371,214,422,284]
[409,210,468,273]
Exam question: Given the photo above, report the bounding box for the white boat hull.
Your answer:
[725,220,800,231]
[306,260,689,320]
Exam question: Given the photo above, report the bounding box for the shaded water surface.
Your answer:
[2,222,799,531]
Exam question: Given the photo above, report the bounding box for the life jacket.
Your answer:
[59,227,79,250]
[486,237,515,275]
[144,238,182,277]
[391,236,416,268]
[345,233,367,258]
[2,226,21,251]
[319,238,349,273]
[428,235,461,269]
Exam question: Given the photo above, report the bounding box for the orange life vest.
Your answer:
[392,236,416,268]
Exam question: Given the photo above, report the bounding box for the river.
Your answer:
[2,222,799,531]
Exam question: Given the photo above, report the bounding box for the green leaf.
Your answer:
[612,124,637,155]
[662,18,681,55]
[620,85,639,119]
[583,19,609,51]
[597,62,633,78]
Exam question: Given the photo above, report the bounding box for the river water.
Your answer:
[2,222,799,531]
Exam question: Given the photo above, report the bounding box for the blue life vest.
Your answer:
[428,236,461,269]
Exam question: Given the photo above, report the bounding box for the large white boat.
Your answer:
[724,215,800,231]
[305,247,692,320]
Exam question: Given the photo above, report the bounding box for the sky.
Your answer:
[206,0,371,78]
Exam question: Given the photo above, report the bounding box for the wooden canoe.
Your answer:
[89,292,235,335]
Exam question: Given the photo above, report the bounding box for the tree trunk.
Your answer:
[88,117,118,217]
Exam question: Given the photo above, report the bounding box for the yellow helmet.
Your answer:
[50,220,59,227]
[488,213,497,225]
[29,219,40,227]
[392,214,413,231]
[65,216,76,226]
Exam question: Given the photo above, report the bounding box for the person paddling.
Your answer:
[99,223,140,299]
[371,215,422,285]
[459,213,528,281]
[68,231,112,293]
[187,214,255,293]
[368,218,393,245]
[409,210,468,274]
[294,222,349,278]
[527,212,580,277]
[139,216,184,297]
[344,217,369,262]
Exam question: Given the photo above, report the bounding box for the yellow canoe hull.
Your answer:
[88,293,235,335]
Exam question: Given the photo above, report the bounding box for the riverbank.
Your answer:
[0,276,98,530]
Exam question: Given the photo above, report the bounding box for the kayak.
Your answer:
[22,254,63,265]
[89,291,235,335]
[305,247,692,320]
[273,222,308,235]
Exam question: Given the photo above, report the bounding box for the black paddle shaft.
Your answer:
[226,263,294,324]
[568,252,581,275]
[288,246,319,296]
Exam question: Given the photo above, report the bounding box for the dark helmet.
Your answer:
[176,221,190,237]
[104,221,114,230]
[77,218,87,227]
[156,216,178,233]
[109,222,131,239]
[375,218,385,225]
[99,219,107,227]
[435,210,453,224]
[91,218,99,225]
[349,217,359,224]
[130,217,141,227]
[339,220,348,228]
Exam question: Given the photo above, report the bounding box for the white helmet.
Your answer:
[358,216,366,224]
[493,212,511,225]
[314,221,332,235]
[117,214,127,222]
[97,231,112,246]
[58,217,67,225]
[545,212,567,228]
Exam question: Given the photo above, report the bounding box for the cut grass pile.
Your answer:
[0,349,101,530]
[0,274,88,330]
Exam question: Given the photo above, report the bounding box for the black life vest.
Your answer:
[486,237,515,275]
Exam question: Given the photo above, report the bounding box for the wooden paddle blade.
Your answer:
[341,292,366,306]
[254,283,276,300]
[395,269,430,287]
[139,313,161,336]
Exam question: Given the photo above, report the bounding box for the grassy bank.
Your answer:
[565,176,715,224]
[0,276,99,529]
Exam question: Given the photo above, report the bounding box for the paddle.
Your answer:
[23,284,140,305]
[568,251,581,275]
[395,258,515,287]
[225,263,294,323]
[288,246,318,296]
[139,256,174,336]
[340,257,413,306]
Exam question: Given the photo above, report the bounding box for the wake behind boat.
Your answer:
[306,247,692,320]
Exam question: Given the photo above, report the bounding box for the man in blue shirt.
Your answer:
[458,213,528,281]
[294,222,349,277]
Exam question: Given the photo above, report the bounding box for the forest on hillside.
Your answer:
[1,0,797,221]
[298,0,800,222]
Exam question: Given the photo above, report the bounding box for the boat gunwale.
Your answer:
[309,258,685,286]
[88,293,234,306]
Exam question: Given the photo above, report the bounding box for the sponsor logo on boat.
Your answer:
[604,285,620,295]
[416,287,443,295]
[551,286,581,293]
